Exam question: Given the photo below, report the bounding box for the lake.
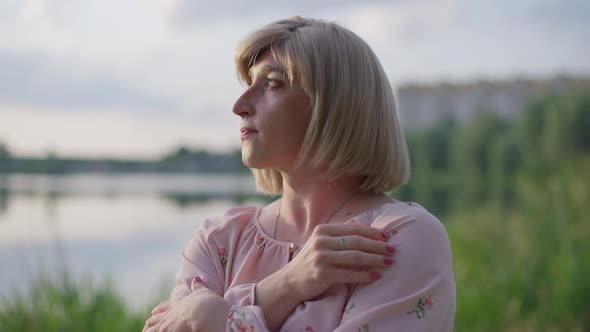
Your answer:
[0,173,267,312]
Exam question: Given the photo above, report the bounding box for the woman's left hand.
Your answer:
[143,277,231,332]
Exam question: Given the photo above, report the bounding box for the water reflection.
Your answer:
[0,173,268,311]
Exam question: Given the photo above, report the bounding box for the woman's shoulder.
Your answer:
[369,201,451,255]
[196,205,260,239]
[223,205,259,220]
[374,201,445,232]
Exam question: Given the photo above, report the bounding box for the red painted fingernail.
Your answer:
[384,257,394,265]
[392,230,399,236]
[193,276,202,283]
[381,231,389,239]
[386,245,396,253]
[369,271,381,280]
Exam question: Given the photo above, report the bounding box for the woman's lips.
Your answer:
[240,128,258,138]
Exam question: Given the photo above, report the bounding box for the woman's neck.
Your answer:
[277,168,365,237]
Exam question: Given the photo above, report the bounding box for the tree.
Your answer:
[451,111,509,209]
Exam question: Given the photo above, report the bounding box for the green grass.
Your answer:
[0,270,148,332]
[448,158,590,331]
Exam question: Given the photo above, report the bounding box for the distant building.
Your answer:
[395,75,590,128]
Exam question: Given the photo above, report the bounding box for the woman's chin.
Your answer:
[242,159,267,169]
[242,156,275,170]
[241,153,261,169]
[241,148,269,168]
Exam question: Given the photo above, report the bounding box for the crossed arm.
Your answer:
[143,214,455,332]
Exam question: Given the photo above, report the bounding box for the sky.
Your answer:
[0,0,589,158]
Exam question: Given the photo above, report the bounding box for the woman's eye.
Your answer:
[265,79,281,88]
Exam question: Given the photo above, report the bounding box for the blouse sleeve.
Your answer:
[170,217,226,299]
[226,305,271,331]
[169,211,272,332]
[334,209,456,332]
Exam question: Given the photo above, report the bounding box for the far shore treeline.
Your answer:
[0,146,248,174]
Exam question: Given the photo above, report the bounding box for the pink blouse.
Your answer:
[170,201,456,331]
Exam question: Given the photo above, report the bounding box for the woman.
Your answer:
[144,17,455,332]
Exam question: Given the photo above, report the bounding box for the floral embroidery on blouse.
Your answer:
[255,235,266,250]
[358,324,370,332]
[407,295,433,319]
[228,307,256,332]
[218,247,228,269]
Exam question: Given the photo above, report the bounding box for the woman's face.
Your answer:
[233,51,311,170]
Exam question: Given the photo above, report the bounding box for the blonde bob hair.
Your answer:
[235,17,410,195]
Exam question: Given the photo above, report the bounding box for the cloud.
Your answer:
[526,0,590,27]
[169,0,431,26]
[0,50,177,112]
[445,0,590,34]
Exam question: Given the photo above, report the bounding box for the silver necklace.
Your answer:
[273,191,360,248]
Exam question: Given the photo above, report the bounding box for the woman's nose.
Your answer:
[232,92,255,118]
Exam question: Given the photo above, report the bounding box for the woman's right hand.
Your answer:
[281,223,395,303]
